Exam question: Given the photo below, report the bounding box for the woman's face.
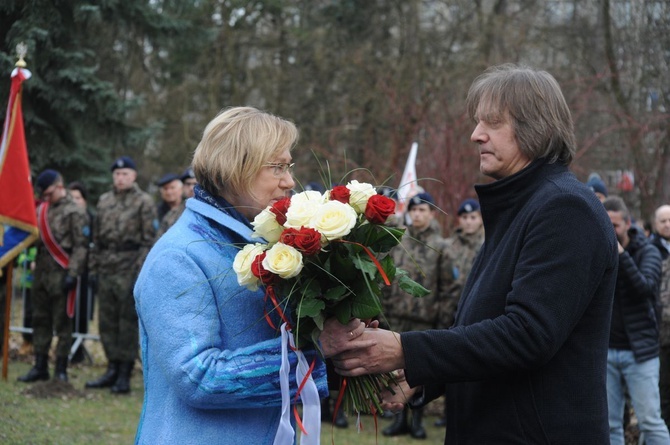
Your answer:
[230,149,295,221]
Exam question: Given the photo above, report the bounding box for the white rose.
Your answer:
[309,200,357,243]
[285,190,324,228]
[346,180,376,213]
[232,243,268,290]
[262,243,304,279]
[251,208,284,243]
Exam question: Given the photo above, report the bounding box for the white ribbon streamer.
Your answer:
[273,323,322,445]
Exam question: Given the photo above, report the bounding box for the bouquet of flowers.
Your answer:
[233,180,429,416]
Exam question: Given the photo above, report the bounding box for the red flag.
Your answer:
[0,66,38,269]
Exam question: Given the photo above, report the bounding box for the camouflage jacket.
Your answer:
[156,201,185,240]
[439,226,484,327]
[383,221,448,328]
[651,234,670,345]
[91,183,157,274]
[35,193,89,277]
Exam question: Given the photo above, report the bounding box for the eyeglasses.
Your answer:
[264,162,295,177]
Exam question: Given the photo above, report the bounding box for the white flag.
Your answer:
[396,142,418,215]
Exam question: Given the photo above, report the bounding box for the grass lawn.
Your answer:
[1,355,447,445]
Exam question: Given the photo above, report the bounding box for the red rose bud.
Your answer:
[329,185,351,204]
[270,197,291,225]
[280,227,322,256]
[251,252,276,285]
[365,194,396,224]
[279,228,298,246]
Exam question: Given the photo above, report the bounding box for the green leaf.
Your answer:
[351,279,382,319]
[296,297,326,319]
[334,300,353,324]
[351,254,379,278]
[380,255,397,282]
[323,285,348,301]
[397,272,431,298]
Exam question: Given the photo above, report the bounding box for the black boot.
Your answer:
[85,361,119,388]
[410,407,427,439]
[333,405,348,428]
[321,398,332,422]
[110,361,133,394]
[382,407,409,436]
[54,356,68,382]
[17,353,50,382]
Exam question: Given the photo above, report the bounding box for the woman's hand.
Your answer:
[320,317,405,376]
[319,318,371,358]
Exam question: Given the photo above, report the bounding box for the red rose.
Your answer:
[251,252,276,285]
[364,194,396,224]
[270,197,291,226]
[280,227,322,256]
[329,185,351,204]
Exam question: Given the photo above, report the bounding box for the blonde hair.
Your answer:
[466,64,576,165]
[192,107,298,197]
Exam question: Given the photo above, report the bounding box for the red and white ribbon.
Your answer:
[273,322,321,445]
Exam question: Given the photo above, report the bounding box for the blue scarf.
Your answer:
[193,185,253,229]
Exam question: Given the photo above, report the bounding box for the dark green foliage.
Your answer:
[0,1,191,200]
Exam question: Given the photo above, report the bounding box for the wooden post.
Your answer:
[2,263,14,381]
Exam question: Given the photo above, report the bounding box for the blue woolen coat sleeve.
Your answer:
[402,194,617,391]
[135,246,327,410]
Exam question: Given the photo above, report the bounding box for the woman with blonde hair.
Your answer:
[134,107,328,444]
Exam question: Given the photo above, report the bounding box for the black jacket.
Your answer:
[609,226,663,362]
[401,159,618,444]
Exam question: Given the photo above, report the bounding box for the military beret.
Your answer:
[111,156,137,172]
[36,169,60,193]
[156,172,181,187]
[457,198,480,215]
[408,192,435,211]
[304,181,326,193]
[586,177,608,197]
[181,167,196,181]
[377,186,397,200]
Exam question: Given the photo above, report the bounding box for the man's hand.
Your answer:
[62,275,77,294]
[380,370,418,413]
[320,317,405,377]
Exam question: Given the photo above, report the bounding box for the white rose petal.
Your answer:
[251,208,284,243]
[309,200,357,244]
[346,180,376,213]
[262,243,304,279]
[285,191,325,229]
[232,243,268,290]
[291,190,324,204]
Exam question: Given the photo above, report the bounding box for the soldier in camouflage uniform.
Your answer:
[18,170,89,383]
[155,172,185,240]
[86,156,157,394]
[651,204,670,429]
[180,166,197,199]
[382,192,449,439]
[433,198,484,427]
[439,198,485,329]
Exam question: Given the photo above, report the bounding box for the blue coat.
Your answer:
[402,160,618,444]
[134,198,328,444]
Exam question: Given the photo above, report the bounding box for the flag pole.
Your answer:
[2,263,14,381]
[0,43,35,381]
